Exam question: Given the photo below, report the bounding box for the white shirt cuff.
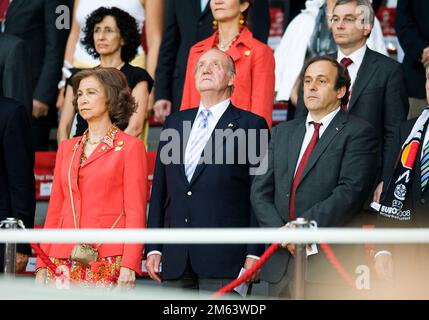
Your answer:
[147,250,162,257]
[246,255,260,260]
[374,250,392,259]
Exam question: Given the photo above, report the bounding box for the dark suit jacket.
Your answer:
[296,48,409,187]
[0,34,32,116]
[147,103,268,280]
[395,0,429,99]
[154,0,270,113]
[251,110,378,284]
[4,0,71,113]
[0,98,35,270]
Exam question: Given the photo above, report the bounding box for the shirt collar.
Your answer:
[82,124,119,148]
[338,45,367,67]
[306,107,341,129]
[198,99,230,123]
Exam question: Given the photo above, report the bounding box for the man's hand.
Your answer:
[421,47,429,66]
[56,88,65,112]
[15,253,29,273]
[117,267,136,288]
[243,257,260,283]
[33,99,49,118]
[280,224,296,255]
[153,99,172,123]
[145,254,162,282]
[374,252,393,281]
[373,181,384,203]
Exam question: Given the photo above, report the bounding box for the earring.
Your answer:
[239,13,245,30]
[212,19,218,30]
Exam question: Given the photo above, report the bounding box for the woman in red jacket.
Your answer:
[181,0,275,127]
[35,68,147,288]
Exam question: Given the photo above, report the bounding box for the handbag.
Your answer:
[67,141,125,267]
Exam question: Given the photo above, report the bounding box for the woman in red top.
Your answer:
[35,68,147,288]
[180,0,275,127]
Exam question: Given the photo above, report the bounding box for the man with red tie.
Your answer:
[296,0,409,209]
[251,55,378,298]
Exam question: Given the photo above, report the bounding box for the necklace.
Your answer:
[87,136,103,145]
[217,33,239,51]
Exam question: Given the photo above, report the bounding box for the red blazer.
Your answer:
[36,130,148,274]
[180,27,275,127]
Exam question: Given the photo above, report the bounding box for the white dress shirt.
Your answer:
[337,45,367,90]
[201,0,209,11]
[295,108,341,176]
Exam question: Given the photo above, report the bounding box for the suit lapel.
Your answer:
[286,120,306,187]
[5,0,26,22]
[299,111,347,183]
[189,104,239,186]
[80,128,123,168]
[192,0,202,19]
[348,49,378,112]
[80,143,113,168]
[68,139,84,194]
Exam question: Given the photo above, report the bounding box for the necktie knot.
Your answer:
[199,109,211,129]
[310,121,322,132]
[341,57,353,68]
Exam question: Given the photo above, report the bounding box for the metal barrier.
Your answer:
[291,218,310,299]
[0,218,25,277]
[2,223,429,299]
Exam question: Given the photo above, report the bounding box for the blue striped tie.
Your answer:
[185,109,211,182]
[421,141,429,191]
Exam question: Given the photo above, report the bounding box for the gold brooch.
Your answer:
[244,50,251,56]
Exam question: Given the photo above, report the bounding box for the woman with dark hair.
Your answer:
[57,7,153,144]
[180,0,275,127]
[61,0,162,72]
[35,68,148,288]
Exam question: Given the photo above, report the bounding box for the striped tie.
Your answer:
[421,141,429,191]
[185,109,211,182]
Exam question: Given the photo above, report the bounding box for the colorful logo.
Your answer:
[401,140,420,169]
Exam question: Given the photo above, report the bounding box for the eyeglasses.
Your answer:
[330,15,359,25]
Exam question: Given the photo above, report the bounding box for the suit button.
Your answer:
[185,218,188,223]
[187,191,192,196]
[198,21,203,26]
[286,193,289,197]
[421,198,426,205]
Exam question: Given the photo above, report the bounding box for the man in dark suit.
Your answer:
[0,97,35,272]
[371,64,429,299]
[146,48,268,292]
[153,0,270,121]
[0,33,32,116]
[395,0,429,119]
[3,0,71,150]
[251,55,378,298]
[296,0,409,207]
